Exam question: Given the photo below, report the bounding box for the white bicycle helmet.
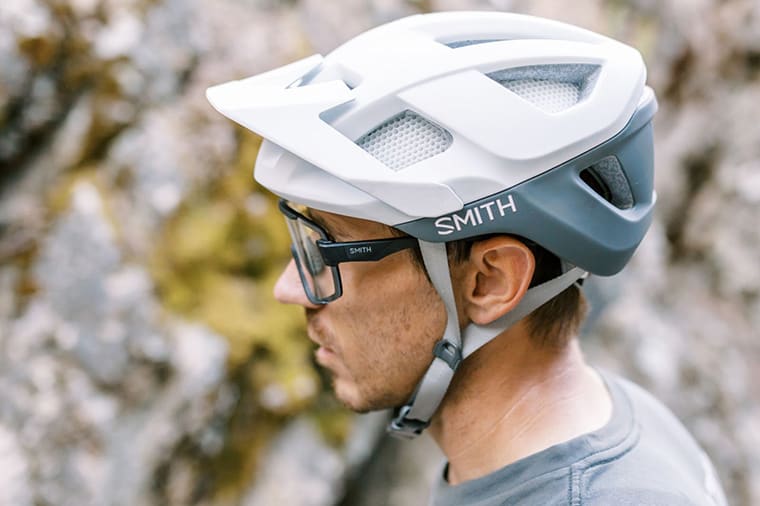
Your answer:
[207,11,657,437]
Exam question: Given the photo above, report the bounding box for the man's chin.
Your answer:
[332,379,369,412]
[332,378,404,414]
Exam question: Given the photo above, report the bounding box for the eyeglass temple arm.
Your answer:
[317,237,419,266]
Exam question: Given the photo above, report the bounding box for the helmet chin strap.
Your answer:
[387,240,587,439]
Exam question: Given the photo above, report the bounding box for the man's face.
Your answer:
[274,208,447,413]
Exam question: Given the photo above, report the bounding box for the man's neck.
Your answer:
[428,324,612,485]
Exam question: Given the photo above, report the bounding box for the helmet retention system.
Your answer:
[207,11,657,438]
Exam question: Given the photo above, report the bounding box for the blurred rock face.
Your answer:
[0,0,758,505]
[568,2,760,504]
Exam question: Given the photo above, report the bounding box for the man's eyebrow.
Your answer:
[306,210,350,239]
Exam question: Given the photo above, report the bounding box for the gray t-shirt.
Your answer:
[431,372,727,506]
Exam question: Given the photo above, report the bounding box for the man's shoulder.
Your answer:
[577,372,726,506]
[431,372,726,506]
[582,488,704,506]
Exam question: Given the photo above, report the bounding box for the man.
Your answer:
[207,11,726,505]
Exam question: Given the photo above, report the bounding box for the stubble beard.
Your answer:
[320,344,420,415]
[332,373,412,414]
[305,295,442,414]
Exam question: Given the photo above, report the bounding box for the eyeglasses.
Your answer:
[278,199,419,304]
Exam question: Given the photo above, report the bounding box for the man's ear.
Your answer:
[460,236,535,326]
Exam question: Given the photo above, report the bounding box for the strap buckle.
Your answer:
[387,405,430,439]
[433,339,462,371]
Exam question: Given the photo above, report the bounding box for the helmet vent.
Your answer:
[580,156,634,209]
[488,64,600,114]
[356,110,453,171]
[444,39,507,48]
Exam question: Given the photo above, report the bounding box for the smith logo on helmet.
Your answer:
[435,195,517,235]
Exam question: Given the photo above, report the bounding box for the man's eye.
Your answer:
[305,240,325,274]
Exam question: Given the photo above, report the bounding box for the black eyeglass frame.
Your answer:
[278,199,420,304]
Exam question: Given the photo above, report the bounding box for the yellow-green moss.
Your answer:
[17,36,58,67]
[151,130,306,361]
[310,397,356,447]
[149,125,358,502]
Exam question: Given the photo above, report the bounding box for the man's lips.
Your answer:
[307,327,330,349]
[311,334,338,369]
[306,313,341,369]
[315,345,337,367]
[306,322,337,355]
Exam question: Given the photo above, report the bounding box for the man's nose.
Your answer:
[273,259,321,309]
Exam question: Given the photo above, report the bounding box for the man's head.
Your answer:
[273,207,447,412]
[272,206,573,413]
[207,11,657,436]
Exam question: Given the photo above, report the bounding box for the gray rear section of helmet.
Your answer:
[396,95,657,276]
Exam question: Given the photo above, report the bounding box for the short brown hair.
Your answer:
[397,231,587,347]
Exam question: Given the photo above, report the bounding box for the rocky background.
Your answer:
[0,0,757,505]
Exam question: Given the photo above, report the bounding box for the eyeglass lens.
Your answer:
[285,216,337,302]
